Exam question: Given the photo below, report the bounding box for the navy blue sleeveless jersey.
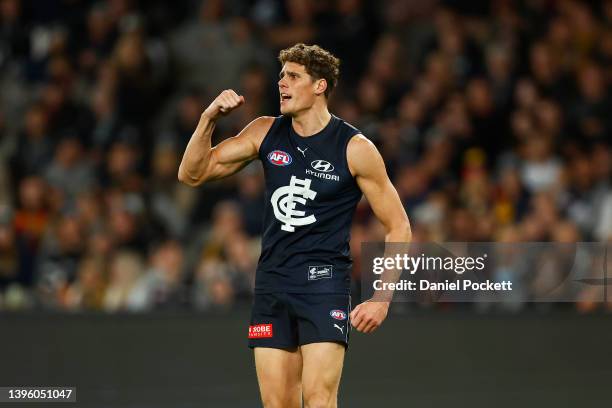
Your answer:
[255,114,362,294]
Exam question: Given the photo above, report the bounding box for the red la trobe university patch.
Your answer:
[248,323,273,338]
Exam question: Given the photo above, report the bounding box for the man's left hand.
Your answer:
[349,300,389,333]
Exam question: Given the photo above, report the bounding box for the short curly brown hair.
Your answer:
[278,43,341,98]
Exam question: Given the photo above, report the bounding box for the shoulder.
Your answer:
[244,116,276,135]
[347,133,376,154]
[240,116,277,150]
[347,134,385,177]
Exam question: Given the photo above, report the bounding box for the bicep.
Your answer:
[356,169,407,232]
[206,135,257,180]
[349,136,409,231]
[205,117,272,181]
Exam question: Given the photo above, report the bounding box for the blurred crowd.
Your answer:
[0,0,610,312]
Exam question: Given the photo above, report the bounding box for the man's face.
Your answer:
[278,62,322,116]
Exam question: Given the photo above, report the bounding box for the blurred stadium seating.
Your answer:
[0,0,610,312]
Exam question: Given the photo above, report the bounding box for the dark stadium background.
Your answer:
[0,0,610,407]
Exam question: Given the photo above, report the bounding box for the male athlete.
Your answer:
[178,44,411,408]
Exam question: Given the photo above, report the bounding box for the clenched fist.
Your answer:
[203,89,245,120]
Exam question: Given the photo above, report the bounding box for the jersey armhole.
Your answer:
[344,132,361,179]
[257,115,284,161]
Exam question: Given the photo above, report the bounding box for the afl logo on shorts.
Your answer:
[330,310,347,321]
[268,150,292,166]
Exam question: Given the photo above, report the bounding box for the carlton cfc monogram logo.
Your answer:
[271,176,317,232]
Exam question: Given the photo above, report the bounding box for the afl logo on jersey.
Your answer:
[268,150,292,166]
[310,160,334,172]
[330,310,347,320]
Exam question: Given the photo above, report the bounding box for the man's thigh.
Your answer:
[254,347,303,408]
[300,342,346,408]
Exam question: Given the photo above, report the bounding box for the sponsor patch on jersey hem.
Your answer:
[308,265,333,280]
[249,323,273,338]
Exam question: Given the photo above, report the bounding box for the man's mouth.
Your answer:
[280,93,292,102]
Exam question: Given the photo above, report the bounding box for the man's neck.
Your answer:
[291,106,332,137]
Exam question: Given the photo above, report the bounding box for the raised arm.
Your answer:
[177,89,274,186]
[347,134,412,333]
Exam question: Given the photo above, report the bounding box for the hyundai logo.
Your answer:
[310,160,334,172]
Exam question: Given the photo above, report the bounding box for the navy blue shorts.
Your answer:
[248,293,352,349]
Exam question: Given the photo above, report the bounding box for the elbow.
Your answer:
[400,221,413,242]
[404,226,413,243]
[387,219,412,242]
[177,166,205,187]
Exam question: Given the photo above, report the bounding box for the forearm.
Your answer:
[178,113,216,185]
[384,220,412,244]
[373,221,412,303]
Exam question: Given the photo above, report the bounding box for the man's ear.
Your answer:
[314,78,328,96]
